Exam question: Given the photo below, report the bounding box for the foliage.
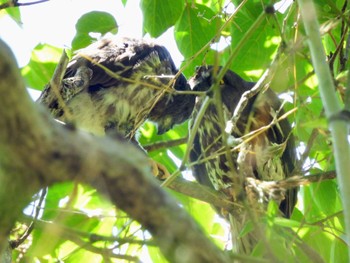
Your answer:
[71,11,118,51]
[3,0,349,262]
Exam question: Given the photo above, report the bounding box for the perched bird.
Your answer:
[189,65,296,254]
[37,37,195,138]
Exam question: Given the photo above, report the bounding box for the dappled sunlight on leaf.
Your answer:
[21,43,62,90]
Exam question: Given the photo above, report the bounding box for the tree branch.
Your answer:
[0,0,49,10]
[164,171,337,215]
[143,137,188,152]
[0,39,230,263]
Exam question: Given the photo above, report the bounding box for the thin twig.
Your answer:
[230,69,272,130]
[0,0,49,10]
[161,96,212,188]
[162,170,337,210]
[228,39,287,134]
[143,137,188,152]
[37,49,73,120]
[65,232,139,261]
[9,188,47,249]
[166,177,234,210]
[297,125,320,168]
[275,170,336,190]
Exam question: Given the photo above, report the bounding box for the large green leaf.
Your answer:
[140,0,184,37]
[175,3,219,58]
[71,11,118,51]
[229,2,281,72]
[75,11,117,35]
[175,3,223,76]
[21,43,63,90]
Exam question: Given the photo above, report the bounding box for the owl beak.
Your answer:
[157,127,168,135]
[157,123,172,135]
[156,116,174,135]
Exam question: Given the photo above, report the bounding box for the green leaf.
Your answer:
[300,180,342,223]
[21,43,63,90]
[58,244,103,263]
[239,220,254,237]
[0,0,22,24]
[4,8,21,25]
[148,246,168,263]
[140,0,184,37]
[273,217,304,228]
[302,228,337,262]
[138,121,190,174]
[71,33,95,52]
[229,3,281,72]
[313,0,345,23]
[75,11,117,35]
[175,3,222,76]
[72,11,118,51]
[175,3,218,58]
[310,180,341,216]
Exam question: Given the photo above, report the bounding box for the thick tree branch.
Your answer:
[0,39,230,263]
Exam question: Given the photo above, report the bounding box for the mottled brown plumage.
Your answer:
[38,37,195,138]
[189,66,296,254]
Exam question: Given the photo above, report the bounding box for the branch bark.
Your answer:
[0,39,230,263]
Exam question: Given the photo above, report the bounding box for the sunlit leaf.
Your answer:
[175,3,220,59]
[0,0,22,24]
[72,11,118,51]
[140,0,184,37]
[21,43,62,90]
